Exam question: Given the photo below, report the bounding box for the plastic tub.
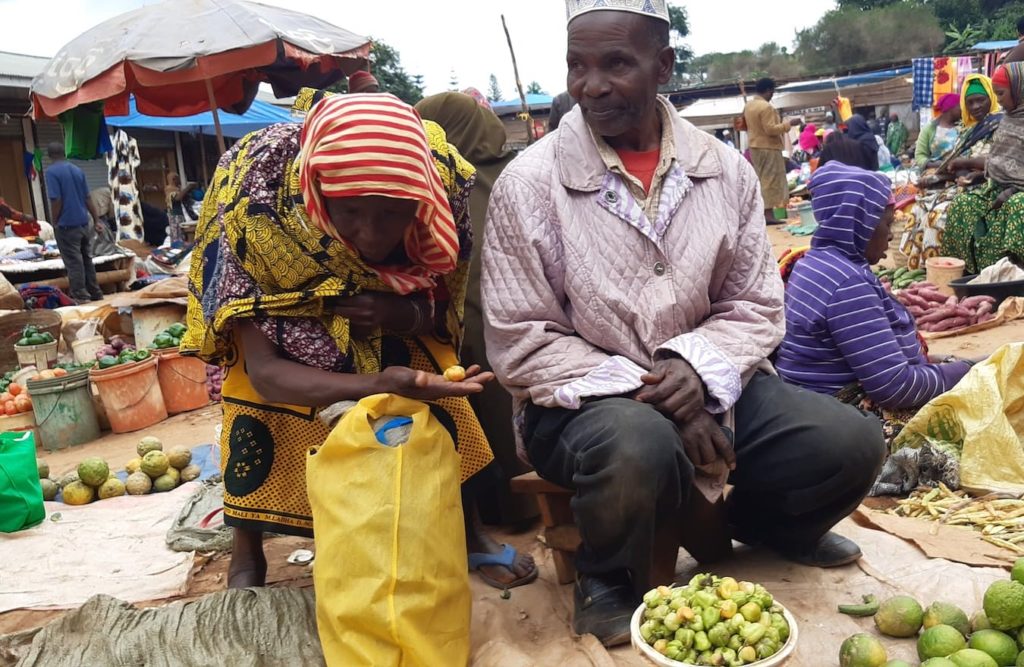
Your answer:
[155,349,210,415]
[71,335,105,365]
[14,340,58,370]
[926,256,966,297]
[630,601,799,667]
[0,411,36,434]
[27,370,99,451]
[951,275,1024,308]
[89,355,167,433]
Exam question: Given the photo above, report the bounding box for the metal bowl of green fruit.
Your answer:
[631,574,799,666]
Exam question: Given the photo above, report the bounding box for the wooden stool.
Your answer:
[510,471,579,585]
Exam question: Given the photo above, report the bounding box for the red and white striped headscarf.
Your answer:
[299,93,459,294]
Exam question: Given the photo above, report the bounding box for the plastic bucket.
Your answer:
[131,304,186,350]
[89,355,167,433]
[27,370,99,451]
[796,202,816,227]
[71,335,104,366]
[926,256,966,297]
[155,349,210,415]
[14,341,57,370]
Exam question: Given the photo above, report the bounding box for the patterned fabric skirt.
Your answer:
[835,383,918,447]
[942,183,1024,274]
[219,334,494,537]
[749,149,789,210]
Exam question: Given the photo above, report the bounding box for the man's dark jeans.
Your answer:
[55,225,101,301]
[523,373,886,594]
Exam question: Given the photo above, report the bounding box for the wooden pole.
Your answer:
[204,78,227,155]
[501,14,534,144]
[198,132,209,185]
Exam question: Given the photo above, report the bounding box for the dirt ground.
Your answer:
[1,225,1021,665]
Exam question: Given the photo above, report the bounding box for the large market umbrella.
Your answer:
[30,0,370,152]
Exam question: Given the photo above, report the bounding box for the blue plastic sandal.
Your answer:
[468,544,539,590]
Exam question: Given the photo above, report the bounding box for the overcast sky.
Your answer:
[2,0,836,99]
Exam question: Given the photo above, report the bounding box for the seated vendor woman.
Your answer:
[915,93,962,169]
[776,161,973,424]
[943,63,1024,274]
[901,75,1003,269]
[182,90,535,589]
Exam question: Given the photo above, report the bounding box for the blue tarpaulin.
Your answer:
[106,96,297,138]
[777,67,912,93]
[491,93,553,115]
[972,40,1018,52]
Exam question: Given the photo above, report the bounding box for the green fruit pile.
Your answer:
[123,437,200,495]
[15,325,55,347]
[839,563,1024,667]
[638,573,791,665]
[149,323,187,350]
[51,456,123,505]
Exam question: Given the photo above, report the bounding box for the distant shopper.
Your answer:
[886,113,909,157]
[45,142,102,302]
[547,90,577,131]
[347,70,380,94]
[845,114,882,171]
[1001,17,1024,65]
[744,77,801,224]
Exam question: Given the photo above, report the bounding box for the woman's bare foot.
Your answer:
[465,504,537,588]
[228,528,267,589]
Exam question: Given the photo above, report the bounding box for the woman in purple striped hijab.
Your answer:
[776,161,972,438]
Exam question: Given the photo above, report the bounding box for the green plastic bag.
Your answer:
[0,431,44,533]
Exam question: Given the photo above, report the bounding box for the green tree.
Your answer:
[837,0,901,9]
[666,3,694,86]
[526,81,545,95]
[364,39,423,104]
[487,74,503,102]
[795,4,944,73]
[687,43,804,84]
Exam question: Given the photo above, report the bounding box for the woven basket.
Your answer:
[0,310,63,373]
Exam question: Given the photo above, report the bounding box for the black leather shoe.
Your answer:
[778,532,862,568]
[572,574,636,647]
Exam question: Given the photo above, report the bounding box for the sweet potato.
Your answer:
[975,300,994,318]
[961,295,996,309]
[930,316,972,332]
[917,290,949,304]
[917,306,958,324]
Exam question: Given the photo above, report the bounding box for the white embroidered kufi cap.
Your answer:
[565,0,670,24]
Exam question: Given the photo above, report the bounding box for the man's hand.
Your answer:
[330,293,429,337]
[678,410,736,470]
[378,364,493,401]
[636,356,704,427]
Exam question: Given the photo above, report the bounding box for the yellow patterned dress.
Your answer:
[182,97,492,537]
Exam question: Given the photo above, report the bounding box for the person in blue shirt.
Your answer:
[44,142,103,302]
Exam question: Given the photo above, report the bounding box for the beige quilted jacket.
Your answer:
[482,100,784,419]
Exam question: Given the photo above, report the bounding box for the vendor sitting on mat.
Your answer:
[776,161,974,439]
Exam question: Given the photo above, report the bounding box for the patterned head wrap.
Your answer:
[992,63,1024,114]
[298,93,459,294]
[566,0,669,23]
[960,74,999,128]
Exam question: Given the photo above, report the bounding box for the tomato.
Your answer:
[52,368,68,378]
[4,401,17,416]
[38,370,55,380]
[8,383,22,397]
[0,393,11,404]
[20,396,31,410]
[14,396,30,413]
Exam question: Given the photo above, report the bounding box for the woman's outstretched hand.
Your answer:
[379,364,494,400]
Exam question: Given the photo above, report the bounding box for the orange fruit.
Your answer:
[8,383,22,396]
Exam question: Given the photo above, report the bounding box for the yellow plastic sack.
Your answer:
[894,343,1024,493]
[307,393,470,667]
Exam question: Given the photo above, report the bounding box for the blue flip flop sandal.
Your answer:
[468,544,539,590]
